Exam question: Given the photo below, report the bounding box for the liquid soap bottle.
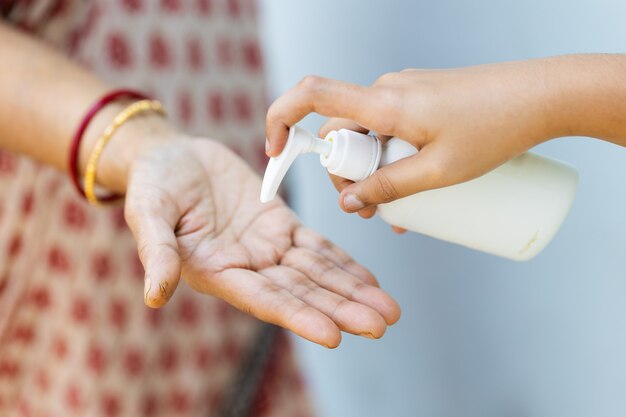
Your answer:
[260,126,578,260]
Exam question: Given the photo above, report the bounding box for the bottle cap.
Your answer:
[320,129,382,182]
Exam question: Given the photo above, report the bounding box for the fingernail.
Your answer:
[144,276,152,302]
[359,332,376,339]
[265,138,271,154]
[343,194,365,212]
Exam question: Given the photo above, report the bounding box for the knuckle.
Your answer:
[138,241,158,261]
[369,87,406,134]
[399,67,427,76]
[265,103,289,130]
[298,75,325,93]
[136,241,151,263]
[371,170,399,203]
[137,241,178,266]
[329,298,350,323]
[305,251,334,279]
[311,234,335,254]
[290,280,316,302]
[265,101,280,123]
[318,121,335,139]
[373,71,400,86]
[266,98,289,125]
[285,304,308,329]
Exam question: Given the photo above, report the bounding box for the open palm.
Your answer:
[124,138,400,347]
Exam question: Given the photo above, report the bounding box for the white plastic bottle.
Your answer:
[260,126,578,261]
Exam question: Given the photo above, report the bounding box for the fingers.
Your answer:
[321,118,383,219]
[215,269,343,348]
[126,210,182,308]
[321,118,377,218]
[293,228,378,286]
[358,206,378,219]
[329,174,377,219]
[265,76,401,157]
[125,180,182,308]
[262,266,387,339]
[339,146,450,211]
[319,118,392,144]
[318,117,367,138]
[282,245,401,326]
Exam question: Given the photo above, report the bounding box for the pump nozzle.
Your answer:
[260,126,331,203]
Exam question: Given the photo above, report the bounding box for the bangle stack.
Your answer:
[68,89,166,206]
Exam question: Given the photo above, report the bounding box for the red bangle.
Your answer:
[69,89,149,201]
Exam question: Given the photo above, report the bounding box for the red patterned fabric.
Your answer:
[0,1,312,416]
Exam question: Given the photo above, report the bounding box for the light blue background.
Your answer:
[259,2,626,416]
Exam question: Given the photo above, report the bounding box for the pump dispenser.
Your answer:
[261,126,578,261]
[261,126,383,202]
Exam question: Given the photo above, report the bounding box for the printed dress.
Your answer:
[0,1,313,416]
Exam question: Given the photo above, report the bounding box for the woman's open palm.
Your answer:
[124,139,400,347]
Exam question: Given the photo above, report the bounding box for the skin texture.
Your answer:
[265,55,626,227]
[0,23,401,347]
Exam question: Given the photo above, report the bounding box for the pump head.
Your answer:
[260,126,331,203]
[260,126,382,203]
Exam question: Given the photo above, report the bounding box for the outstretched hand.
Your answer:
[123,138,400,348]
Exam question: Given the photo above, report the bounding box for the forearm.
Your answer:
[0,22,176,193]
[545,54,626,146]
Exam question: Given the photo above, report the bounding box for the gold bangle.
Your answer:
[84,99,166,206]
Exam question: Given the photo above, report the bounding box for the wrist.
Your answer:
[537,56,587,141]
[514,57,575,146]
[536,54,626,143]
[81,101,184,194]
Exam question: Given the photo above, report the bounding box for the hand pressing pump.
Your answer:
[261,126,578,261]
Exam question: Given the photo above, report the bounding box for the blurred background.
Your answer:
[258,1,626,417]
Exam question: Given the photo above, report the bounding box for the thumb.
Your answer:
[125,195,182,308]
[339,147,449,211]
